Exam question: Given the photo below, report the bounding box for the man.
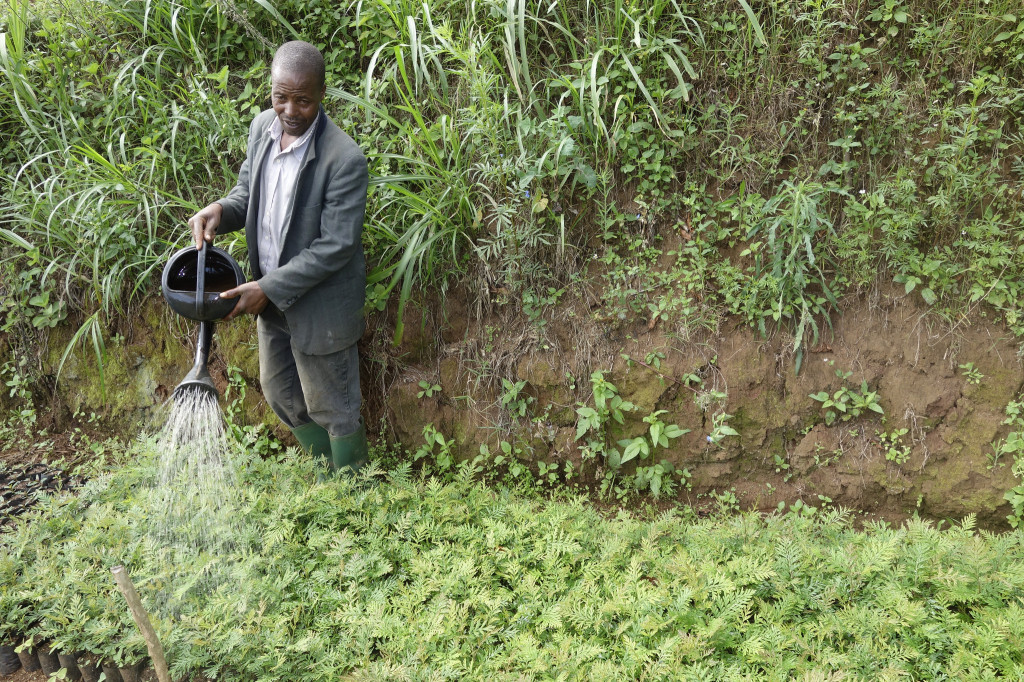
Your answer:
[188,41,369,475]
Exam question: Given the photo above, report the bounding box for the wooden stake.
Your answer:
[111,565,172,682]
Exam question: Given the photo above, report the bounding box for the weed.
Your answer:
[574,370,635,468]
[416,380,441,398]
[616,409,689,467]
[5,0,1023,389]
[774,453,792,481]
[2,358,37,428]
[741,180,846,372]
[959,362,984,385]
[810,364,885,425]
[521,287,563,329]
[878,428,912,466]
[996,397,1024,526]
[413,423,454,471]
[628,460,685,498]
[499,378,534,418]
[712,488,741,513]
[644,351,666,370]
[224,365,281,457]
[706,412,740,445]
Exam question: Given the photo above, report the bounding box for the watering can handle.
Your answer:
[196,243,207,319]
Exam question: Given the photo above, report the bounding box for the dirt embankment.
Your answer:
[3,281,1021,528]
[383,282,1024,527]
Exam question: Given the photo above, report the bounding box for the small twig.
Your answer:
[111,565,172,682]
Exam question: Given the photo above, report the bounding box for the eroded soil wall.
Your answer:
[385,283,1023,527]
[6,285,1022,528]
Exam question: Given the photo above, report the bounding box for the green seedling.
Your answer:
[417,381,441,399]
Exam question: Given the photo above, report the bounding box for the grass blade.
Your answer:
[620,53,662,126]
[250,0,303,41]
[736,0,767,48]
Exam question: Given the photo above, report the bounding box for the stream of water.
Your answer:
[147,389,245,608]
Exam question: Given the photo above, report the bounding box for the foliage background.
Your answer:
[3,0,1023,508]
[1,0,1022,361]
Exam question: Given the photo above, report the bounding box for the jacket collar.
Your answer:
[299,107,327,170]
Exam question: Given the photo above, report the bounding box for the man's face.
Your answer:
[270,68,325,138]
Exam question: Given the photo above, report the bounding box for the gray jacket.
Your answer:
[217,108,368,355]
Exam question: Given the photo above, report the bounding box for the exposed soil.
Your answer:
[3,278,1022,530]
[0,666,161,682]
[3,669,41,682]
[380,280,1024,528]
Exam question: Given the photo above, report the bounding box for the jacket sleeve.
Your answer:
[216,114,264,233]
[258,149,369,311]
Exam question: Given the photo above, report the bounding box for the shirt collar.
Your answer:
[267,115,317,154]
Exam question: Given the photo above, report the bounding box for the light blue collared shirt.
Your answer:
[258,116,315,275]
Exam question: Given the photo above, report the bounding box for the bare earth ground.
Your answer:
[2,283,1022,532]
[382,281,1024,527]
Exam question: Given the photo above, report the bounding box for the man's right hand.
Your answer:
[188,203,223,249]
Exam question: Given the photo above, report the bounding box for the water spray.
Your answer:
[161,245,245,401]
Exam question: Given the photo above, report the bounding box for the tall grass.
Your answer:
[0,0,281,388]
[1,0,1023,392]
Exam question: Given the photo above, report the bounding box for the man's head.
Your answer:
[270,41,326,138]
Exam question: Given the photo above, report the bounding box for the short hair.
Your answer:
[271,41,326,89]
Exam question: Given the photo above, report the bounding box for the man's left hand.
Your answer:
[220,281,269,320]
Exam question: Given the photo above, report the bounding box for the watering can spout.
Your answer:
[173,321,218,400]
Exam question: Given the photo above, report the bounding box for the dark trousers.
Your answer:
[257,306,362,438]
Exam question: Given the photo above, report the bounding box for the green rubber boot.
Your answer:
[291,422,333,479]
[330,420,368,475]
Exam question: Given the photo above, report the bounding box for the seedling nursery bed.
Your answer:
[4,431,1024,680]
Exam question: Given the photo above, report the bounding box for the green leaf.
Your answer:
[736,0,767,47]
[619,437,649,464]
[251,0,303,40]
[575,163,598,189]
[664,425,688,439]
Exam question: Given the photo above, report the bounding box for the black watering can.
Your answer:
[161,245,245,400]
